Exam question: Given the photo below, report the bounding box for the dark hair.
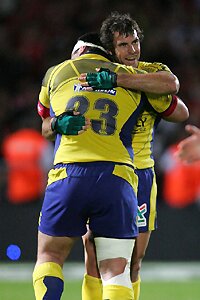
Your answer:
[77,32,103,47]
[100,11,144,54]
[76,32,113,61]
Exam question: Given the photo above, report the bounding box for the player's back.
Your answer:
[44,53,144,166]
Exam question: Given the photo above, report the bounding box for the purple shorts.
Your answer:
[135,167,157,232]
[39,162,138,238]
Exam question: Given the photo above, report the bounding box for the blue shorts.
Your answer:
[135,167,157,232]
[39,162,138,239]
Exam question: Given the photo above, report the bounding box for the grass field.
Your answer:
[0,262,200,299]
[0,280,200,300]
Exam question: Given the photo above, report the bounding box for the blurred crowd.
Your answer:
[0,0,199,206]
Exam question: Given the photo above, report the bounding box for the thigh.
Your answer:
[39,165,90,237]
[37,231,77,266]
[135,167,157,232]
[89,164,138,239]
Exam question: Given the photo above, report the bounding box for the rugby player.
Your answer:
[78,12,189,300]
[33,32,157,300]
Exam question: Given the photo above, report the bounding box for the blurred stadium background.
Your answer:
[0,0,200,299]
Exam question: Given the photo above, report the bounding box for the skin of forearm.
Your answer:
[163,99,189,122]
[117,71,180,94]
[42,116,55,141]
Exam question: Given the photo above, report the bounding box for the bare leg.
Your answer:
[131,231,151,282]
[33,231,77,300]
[82,229,102,300]
[36,231,77,266]
[130,231,151,300]
[82,229,100,277]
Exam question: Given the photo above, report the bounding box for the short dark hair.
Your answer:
[100,11,144,54]
[77,32,103,47]
[75,32,113,60]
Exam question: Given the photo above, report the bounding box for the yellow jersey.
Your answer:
[39,53,146,166]
[130,61,175,169]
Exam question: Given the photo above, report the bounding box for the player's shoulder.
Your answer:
[138,61,171,73]
[113,63,146,75]
[42,60,69,86]
[42,65,59,86]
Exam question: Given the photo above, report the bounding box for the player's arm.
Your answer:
[116,71,179,94]
[37,74,90,140]
[162,96,189,122]
[37,97,55,141]
[148,94,189,123]
[79,68,179,94]
[42,116,56,141]
[39,108,91,140]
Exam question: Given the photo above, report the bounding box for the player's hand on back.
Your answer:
[51,110,91,135]
[79,68,117,90]
[74,112,91,135]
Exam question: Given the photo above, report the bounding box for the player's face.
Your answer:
[113,30,141,67]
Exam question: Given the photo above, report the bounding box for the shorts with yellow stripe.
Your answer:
[135,167,157,232]
[39,162,138,238]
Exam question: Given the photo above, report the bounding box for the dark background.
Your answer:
[1,201,200,261]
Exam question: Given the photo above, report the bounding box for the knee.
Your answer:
[131,260,141,275]
[131,251,146,279]
[131,253,144,281]
[132,247,146,269]
[99,257,127,280]
[95,237,135,289]
[138,253,145,265]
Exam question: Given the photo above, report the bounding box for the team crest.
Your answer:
[137,203,147,227]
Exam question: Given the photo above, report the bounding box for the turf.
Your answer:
[0,280,200,300]
[140,281,200,300]
[0,280,81,300]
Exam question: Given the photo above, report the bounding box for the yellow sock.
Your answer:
[103,284,134,300]
[82,273,102,300]
[33,262,64,300]
[132,276,141,300]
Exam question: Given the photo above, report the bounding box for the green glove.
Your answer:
[51,111,85,135]
[86,68,117,90]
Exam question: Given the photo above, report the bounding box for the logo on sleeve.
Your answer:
[137,203,147,227]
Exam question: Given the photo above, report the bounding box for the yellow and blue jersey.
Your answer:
[39,53,146,167]
[130,61,176,169]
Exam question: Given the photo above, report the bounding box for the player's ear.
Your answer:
[78,46,87,55]
[71,46,87,59]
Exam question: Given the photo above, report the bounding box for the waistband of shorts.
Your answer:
[135,166,154,171]
[54,161,134,170]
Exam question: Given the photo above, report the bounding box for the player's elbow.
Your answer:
[177,99,189,122]
[176,106,189,122]
[164,103,189,123]
[169,75,180,94]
